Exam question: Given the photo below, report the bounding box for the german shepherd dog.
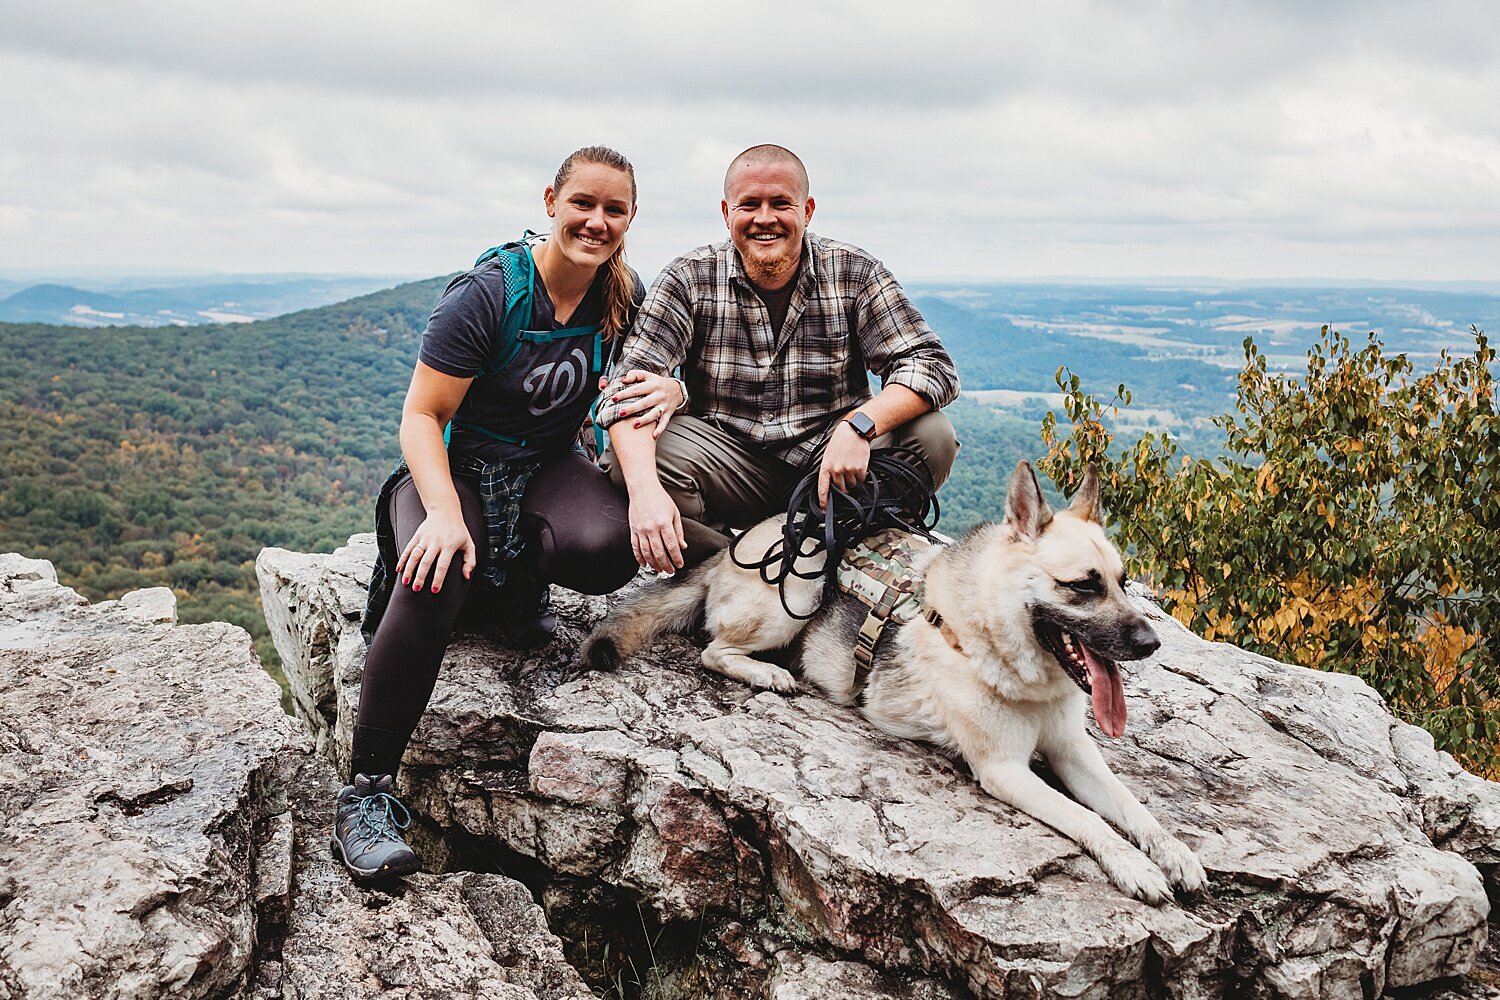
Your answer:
[580,462,1207,904]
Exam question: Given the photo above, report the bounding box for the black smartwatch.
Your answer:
[843,410,877,441]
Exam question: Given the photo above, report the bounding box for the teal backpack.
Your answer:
[470,233,548,376]
[444,234,614,456]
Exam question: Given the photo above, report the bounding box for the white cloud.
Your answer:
[1,0,1497,282]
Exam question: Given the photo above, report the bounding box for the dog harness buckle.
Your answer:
[853,587,899,673]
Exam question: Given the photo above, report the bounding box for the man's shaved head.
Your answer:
[724,144,810,201]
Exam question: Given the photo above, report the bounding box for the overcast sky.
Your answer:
[3,1,1498,284]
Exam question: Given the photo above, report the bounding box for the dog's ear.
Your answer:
[1003,461,1053,543]
[1067,464,1104,524]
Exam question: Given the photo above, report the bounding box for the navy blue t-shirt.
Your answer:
[420,250,644,462]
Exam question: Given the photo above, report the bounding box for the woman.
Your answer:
[333,146,683,882]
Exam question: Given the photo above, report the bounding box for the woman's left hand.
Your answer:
[605,370,686,439]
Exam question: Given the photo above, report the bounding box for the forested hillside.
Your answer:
[0,275,1194,677]
[0,277,450,667]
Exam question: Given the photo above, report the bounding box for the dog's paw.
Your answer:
[1096,849,1174,907]
[1147,835,1208,896]
[747,663,799,694]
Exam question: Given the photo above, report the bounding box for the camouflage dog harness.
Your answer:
[836,528,951,692]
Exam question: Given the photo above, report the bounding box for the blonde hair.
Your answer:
[553,145,637,340]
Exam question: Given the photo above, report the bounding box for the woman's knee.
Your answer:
[376,576,471,643]
[532,519,636,593]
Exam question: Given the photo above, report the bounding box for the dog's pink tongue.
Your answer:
[1083,645,1127,737]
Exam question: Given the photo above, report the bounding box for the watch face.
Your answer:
[849,412,876,439]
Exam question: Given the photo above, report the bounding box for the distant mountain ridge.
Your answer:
[0,275,410,327]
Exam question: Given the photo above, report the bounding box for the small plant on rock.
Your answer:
[1041,326,1500,775]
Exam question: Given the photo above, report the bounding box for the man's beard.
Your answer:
[742,244,797,288]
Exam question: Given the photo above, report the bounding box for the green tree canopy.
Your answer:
[1042,326,1500,773]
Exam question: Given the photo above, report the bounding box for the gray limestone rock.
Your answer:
[255,537,373,754]
[259,752,593,1000]
[259,536,1500,999]
[2,554,599,1000]
[91,586,178,626]
[766,950,955,998]
[0,557,301,998]
[0,554,56,585]
[118,587,178,625]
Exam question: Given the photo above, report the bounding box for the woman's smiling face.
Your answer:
[545,162,636,269]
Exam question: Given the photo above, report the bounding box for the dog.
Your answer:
[579,462,1207,905]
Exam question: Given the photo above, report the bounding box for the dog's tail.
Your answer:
[578,556,718,672]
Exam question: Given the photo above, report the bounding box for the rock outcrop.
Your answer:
[0,555,599,1000]
[0,555,298,998]
[258,534,1500,999]
[256,752,593,1000]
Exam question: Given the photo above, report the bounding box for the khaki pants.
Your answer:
[602,411,959,565]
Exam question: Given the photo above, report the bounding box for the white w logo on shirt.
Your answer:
[523,348,589,416]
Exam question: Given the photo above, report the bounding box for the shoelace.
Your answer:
[354,791,413,846]
[730,446,940,620]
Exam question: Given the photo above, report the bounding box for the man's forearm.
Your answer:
[845,383,932,437]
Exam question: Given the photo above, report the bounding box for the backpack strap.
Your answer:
[587,331,624,458]
[470,233,540,377]
[443,234,541,450]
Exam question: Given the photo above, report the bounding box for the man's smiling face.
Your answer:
[722,160,814,291]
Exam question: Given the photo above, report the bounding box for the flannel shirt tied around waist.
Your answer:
[362,452,542,642]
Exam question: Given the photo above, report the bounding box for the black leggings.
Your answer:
[350,453,635,781]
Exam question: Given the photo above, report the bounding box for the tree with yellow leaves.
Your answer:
[1042,326,1500,774]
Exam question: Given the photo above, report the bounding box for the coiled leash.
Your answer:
[729,446,941,621]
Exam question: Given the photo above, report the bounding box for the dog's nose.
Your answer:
[1128,621,1160,659]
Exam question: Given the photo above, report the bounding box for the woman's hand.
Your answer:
[397,362,477,595]
[606,370,686,439]
[394,509,476,595]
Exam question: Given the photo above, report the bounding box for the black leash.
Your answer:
[729,446,941,619]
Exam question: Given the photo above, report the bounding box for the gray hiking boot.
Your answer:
[330,774,420,883]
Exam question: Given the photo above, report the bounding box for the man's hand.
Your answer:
[628,482,687,573]
[607,391,684,573]
[818,420,872,507]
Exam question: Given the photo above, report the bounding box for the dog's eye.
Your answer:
[1061,578,1102,595]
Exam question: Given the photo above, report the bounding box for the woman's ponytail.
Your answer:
[601,245,634,341]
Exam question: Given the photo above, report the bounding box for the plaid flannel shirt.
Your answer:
[596,233,959,466]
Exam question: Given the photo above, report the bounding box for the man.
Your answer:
[597,145,960,573]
